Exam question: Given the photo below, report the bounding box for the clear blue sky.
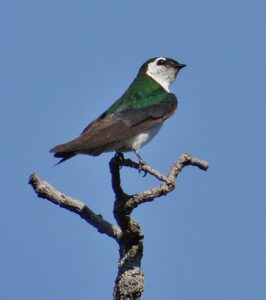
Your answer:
[1,0,266,299]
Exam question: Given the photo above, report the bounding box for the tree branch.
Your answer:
[29,152,208,300]
[28,173,122,241]
[119,153,209,212]
[108,153,208,299]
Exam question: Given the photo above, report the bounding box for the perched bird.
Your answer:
[50,57,186,164]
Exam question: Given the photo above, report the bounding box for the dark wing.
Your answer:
[50,95,177,163]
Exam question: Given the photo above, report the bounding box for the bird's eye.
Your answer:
[156,59,165,65]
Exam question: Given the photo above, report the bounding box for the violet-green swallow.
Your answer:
[50,57,186,164]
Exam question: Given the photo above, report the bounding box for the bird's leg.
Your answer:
[133,150,145,164]
[134,150,148,176]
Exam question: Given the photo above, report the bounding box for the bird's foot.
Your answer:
[134,150,145,165]
[140,169,148,177]
[137,158,148,176]
[133,150,148,175]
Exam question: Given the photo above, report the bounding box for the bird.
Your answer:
[50,57,186,164]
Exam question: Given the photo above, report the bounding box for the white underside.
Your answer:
[114,123,163,153]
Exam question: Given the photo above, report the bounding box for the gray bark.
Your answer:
[29,153,208,300]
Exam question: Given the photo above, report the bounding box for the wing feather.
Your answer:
[50,95,177,156]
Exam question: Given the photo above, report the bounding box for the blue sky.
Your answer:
[1,0,266,299]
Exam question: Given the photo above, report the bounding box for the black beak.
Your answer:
[177,63,186,70]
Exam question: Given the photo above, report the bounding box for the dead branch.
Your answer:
[29,173,122,240]
[29,153,208,300]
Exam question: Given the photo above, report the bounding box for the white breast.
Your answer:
[127,123,163,151]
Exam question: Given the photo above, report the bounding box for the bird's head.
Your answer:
[139,57,186,92]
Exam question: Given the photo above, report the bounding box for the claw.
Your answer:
[142,170,148,177]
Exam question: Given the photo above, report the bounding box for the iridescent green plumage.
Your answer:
[107,74,174,113]
[50,57,186,164]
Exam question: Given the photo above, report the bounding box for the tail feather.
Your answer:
[51,151,77,165]
[49,140,105,164]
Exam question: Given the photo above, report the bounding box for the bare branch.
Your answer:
[121,158,169,182]
[167,153,208,181]
[120,154,208,184]
[28,173,122,241]
[122,153,209,212]
[109,156,143,239]
[29,152,208,300]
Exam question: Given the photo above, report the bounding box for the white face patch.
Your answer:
[146,57,177,92]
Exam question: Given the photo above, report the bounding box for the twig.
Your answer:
[28,173,122,241]
[121,153,208,212]
[29,153,208,300]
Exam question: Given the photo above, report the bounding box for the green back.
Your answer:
[106,74,174,114]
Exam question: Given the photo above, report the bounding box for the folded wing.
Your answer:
[50,95,177,163]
